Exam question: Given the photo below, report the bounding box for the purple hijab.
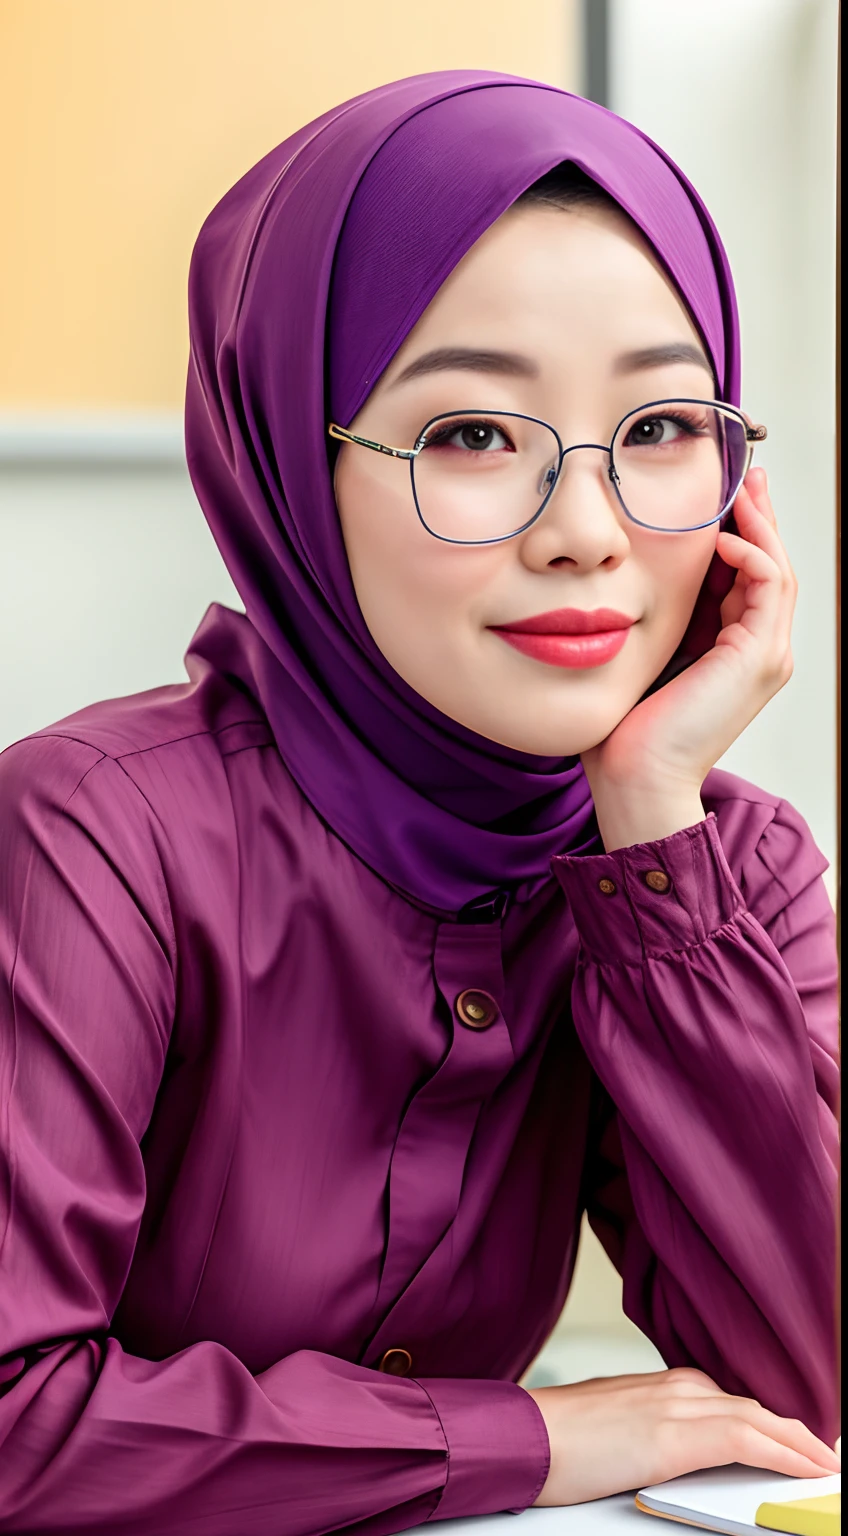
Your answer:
[184,69,741,913]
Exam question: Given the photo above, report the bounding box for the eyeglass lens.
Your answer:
[410,404,750,541]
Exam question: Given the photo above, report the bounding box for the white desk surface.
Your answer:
[417,1492,645,1533]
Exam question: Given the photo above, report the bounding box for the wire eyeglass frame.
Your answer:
[327,398,768,543]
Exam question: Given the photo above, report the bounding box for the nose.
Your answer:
[524,443,631,568]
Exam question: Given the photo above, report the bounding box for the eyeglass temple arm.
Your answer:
[327,423,416,460]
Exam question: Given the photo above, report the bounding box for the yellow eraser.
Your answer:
[755,1491,840,1535]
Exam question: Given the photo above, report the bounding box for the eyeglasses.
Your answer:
[328,399,767,543]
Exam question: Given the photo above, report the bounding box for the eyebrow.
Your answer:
[391,347,539,386]
[389,340,714,388]
[613,342,714,377]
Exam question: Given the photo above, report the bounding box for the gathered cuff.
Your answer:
[550,812,745,963]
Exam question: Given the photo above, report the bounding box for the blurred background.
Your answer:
[0,0,839,1389]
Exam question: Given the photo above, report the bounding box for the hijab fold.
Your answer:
[184,70,741,913]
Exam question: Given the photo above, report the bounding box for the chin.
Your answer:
[474,699,639,758]
[469,720,603,758]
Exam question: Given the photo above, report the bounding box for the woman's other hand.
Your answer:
[581,468,798,850]
[522,1363,841,1505]
[524,1366,840,1507]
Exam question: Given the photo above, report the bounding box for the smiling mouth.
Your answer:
[490,627,632,669]
[489,606,636,669]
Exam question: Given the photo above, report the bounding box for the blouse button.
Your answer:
[378,1348,413,1376]
[454,989,499,1029]
[598,877,617,895]
[644,868,671,893]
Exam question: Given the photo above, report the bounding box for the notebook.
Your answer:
[635,1465,840,1534]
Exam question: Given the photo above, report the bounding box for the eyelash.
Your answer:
[422,418,515,448]
[624,410,707,440]
[422,409,708,452]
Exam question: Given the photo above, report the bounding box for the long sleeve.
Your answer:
[0,735,548,1535]
[551,803,840,1449]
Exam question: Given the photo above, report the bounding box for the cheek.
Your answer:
[641,527,719,635]
[336,459,412,597]
[335,457,497,655]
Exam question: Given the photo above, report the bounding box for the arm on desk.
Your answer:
[0,735,547,1533]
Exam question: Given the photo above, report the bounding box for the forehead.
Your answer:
[386,202,705,368]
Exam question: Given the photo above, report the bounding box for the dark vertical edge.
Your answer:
[835,0,842,1441]
[583,0,609,107]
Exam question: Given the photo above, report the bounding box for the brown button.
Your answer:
[378,1348,413,1376]
[454,989,499,1029]
[644,868,671,893]
[598,877,617,896]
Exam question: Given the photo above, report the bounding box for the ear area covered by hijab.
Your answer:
[183,70,742,914]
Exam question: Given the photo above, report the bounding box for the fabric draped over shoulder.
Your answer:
[184,69,742,912]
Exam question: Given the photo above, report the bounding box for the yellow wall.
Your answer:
[1,0,579,411]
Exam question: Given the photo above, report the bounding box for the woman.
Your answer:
[0,70,840,1533]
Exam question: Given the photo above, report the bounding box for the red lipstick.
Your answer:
[490,607,636,669]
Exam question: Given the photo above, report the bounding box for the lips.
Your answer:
[489,607,636,670]
[493,607,636,635]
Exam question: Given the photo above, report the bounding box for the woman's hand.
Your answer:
[525,1367,841,1507]
[581,469,797,850]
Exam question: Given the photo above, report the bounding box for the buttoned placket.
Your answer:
[362,911,515,1371]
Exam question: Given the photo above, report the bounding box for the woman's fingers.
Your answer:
[723,500,790,581]
[689,1397,842,1470]
[632,1373,838,1470]
[714,535,789,656]
[741,466,774,522]
[730,476,797,587]
[725,1420,839,1478]
[715,493,796,661]
[749,1409,842,1469]
[715,530,782,586]
[665,1413,839,1483]
[660,1373,841,1473]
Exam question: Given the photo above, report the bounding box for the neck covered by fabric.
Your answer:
[183,70,741,913]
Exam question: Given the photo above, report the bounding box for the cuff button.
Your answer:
[644,869,671,892]
[598,877,617,895]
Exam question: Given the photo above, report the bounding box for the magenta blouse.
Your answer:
[0,636,839,1534]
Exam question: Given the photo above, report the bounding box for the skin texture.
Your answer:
[333,202,840,1497]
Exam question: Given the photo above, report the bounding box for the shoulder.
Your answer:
[11,642,270,765]
[1,647,273,796]
[0,662,273,874]
[701,765,831,926]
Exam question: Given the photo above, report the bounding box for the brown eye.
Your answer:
[457,423,503,450]
[628,416,677,445]
[422,418,514,453]
[623,412,703,448]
